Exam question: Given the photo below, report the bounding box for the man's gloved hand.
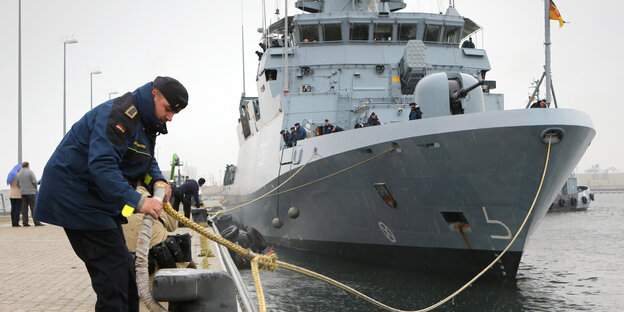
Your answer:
[140,197,163,219]
[154,181,172,203]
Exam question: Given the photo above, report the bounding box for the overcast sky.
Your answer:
[1,0,622,187]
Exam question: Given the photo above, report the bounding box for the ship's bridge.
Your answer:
[265,8,479,48]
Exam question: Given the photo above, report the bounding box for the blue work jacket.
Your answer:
[34,82,166,230]
[296,126,307,140]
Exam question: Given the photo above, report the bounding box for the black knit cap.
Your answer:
[153,76,188,113]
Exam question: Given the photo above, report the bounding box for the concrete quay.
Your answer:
[0,215,223,311]
[0,217,96,311]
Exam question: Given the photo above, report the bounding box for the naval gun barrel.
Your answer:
[450,80,485,102]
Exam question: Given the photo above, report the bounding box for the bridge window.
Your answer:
[350,23,369,40]
[323,23,342,41]
[265,69,277,81]
[423,24,441,42]
[373,24,393,41]
[299,25,320,42]
[398,24,418,41]
[443,26,461,44]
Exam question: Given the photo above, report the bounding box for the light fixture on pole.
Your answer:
[108,91,118,99]
[63,38,78,136]
[90,70,102,109]
[18,0,22,163]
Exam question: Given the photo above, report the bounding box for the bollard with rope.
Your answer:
[140,136,552,311]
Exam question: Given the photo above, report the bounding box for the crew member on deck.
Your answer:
[409,102,423,120]
[295,123,307,140]
[322,119,333,135]
[461,37,475,48]
[290,127,297,146]
[366,113,381,126]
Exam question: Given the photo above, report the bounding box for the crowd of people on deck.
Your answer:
[279,102,423,148]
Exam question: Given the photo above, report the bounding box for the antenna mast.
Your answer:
[544,0,552,105]
[283,0,289,93]
[240,0,246,96]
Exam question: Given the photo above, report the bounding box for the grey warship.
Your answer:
[222,0,595,278]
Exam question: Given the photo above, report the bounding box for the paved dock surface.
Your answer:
[0,215,223,311]
[0,219,96,311]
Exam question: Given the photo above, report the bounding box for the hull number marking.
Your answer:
[482,206,512,240]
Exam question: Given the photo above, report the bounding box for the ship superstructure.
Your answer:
[223,0,595,278]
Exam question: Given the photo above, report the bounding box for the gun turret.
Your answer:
[449,80,485,115]
[450,80,485,103]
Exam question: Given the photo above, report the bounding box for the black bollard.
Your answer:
[152,268,237,311]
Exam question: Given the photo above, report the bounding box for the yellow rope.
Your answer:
[269,145,398,196]
[165,137,552,312]
[219,145,398,215]
[215,152,317,216]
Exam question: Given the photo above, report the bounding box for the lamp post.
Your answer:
[18,0,22,163]
[63,38,78,136]
[108,91,118,99]
[90,70,102,109]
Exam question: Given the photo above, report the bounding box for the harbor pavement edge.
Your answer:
[0,214,223,311]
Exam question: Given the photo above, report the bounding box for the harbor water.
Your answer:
[240,193,624,311]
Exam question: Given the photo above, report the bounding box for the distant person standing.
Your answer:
[322,119,333,135]
[366,112,381,126]
[280,129,293,147]
[9,166,22,227]
[461,37,475,48]
[530,99,547,108]
[173,177,205,221]
[290,127,298,146]
[16,162,43,226]
[295,123,307,140]
[408,102,423,120]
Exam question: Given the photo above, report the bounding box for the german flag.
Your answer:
[550,0,566,27]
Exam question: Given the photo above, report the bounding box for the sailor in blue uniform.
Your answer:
[295,122,307,140]
[409,102,423,120]
[322,119,333,135]
[173,177,205,221]
[34,76,188,311]
[366,112,381,126]
[290,127,298,146]
[331,124,344,132]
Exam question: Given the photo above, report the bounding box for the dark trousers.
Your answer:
[21,194,41,225]
[65,225,139,312]
[10,198,22,226]
[173,191,191,219]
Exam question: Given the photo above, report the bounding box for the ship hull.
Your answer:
[224,109,595,278]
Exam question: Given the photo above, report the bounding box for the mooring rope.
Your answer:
[155,136,552,312]
[216,145,398,216]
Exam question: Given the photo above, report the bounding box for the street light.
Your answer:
[18,0,22,163]
[108,91,118,99]
[63,38,78,136]
[90,70,102,109]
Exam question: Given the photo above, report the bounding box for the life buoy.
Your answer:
[571,197,578,205]
[559,198,566,206]
[582,196,588,204]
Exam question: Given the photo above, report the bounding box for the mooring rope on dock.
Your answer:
[160,136,552,312]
